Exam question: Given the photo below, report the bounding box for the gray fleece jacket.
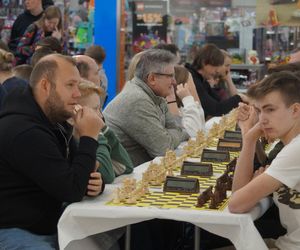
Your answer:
[103,77,189,167]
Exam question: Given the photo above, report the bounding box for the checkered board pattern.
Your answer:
[106,191,229,211]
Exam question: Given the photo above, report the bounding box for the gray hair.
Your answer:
[135,49,177,82]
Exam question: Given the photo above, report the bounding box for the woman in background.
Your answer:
[15,6,62,65]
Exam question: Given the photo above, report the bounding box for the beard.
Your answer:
[45,87,73,124]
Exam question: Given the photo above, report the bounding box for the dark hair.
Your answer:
[36,37,62,53]
[84,45,106,64]
[267,62,300,74]
[174,65,189,107]
[153,43,179,56]
[247,71,300,106]
[30,54,76,88]
[13,65,33,82]
[76,60,89,79]
[31,47,55,67]
[192,44,224,70]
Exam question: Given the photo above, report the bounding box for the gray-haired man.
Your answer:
[103,49,189,167]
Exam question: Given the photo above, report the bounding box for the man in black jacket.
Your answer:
[0,54,104,249]
[185,44,248,119]
[8,0,44,53]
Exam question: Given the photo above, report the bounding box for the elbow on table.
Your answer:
[228,196,251,214]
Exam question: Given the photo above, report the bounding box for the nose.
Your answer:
[171,77,177,86]
[73,85,81,99]
[259,112,267,125]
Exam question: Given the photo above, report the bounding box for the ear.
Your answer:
[147,72,156,87]
[291,103,300,118]
[39,78,52,97]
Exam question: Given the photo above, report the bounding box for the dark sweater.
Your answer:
[2,76,28,93]
[185,63,242,118]
[8,10,43,53]
[0,84,7,111]
[0,87,98,235]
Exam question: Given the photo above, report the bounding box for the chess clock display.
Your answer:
[224,130,242,141]
[217,139,242,152]
[201,149,230,162]
[163,176,200,193]
[181,162,213,177]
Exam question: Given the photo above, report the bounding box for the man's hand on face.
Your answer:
[86,172,103,197]
[73,105,104,140]
[237,103,259,136]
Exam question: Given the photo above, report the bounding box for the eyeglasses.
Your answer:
[153,72,175,79]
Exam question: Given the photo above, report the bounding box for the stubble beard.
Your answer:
[45,87,73,124]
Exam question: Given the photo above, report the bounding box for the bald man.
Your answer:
[73,55,101,87]
[0,54,104,249]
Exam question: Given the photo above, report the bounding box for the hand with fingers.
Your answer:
[86,172,103,196]
[51,26,62,40]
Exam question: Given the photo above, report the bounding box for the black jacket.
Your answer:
[8,11,43,53]
[185,63,242,118]
[0,87,98,235]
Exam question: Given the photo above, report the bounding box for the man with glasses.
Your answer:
[103,49,189,167]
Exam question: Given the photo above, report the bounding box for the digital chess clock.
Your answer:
[217,139,242,152]
[163,176,200,194]
[201,149,230,162]
[224,130,242,141]
[181,162,213,177]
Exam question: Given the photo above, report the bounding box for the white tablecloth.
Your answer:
[58,161,271,250]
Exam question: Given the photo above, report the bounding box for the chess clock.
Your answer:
[163,176,200,194]
[217,138,242,152]
[224,130,242,141]
[181,162,213,177]
[201,149,230,162]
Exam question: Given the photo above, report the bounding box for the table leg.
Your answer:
[194,226,200,250]
[125,225,131,250]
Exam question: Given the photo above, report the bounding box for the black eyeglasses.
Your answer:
[152,72,175,78]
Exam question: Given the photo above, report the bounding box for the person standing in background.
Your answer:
[8,0,44,54]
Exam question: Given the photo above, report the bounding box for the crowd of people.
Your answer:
[0,1,300,250]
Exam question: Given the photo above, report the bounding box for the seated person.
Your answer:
[0,49,27,92]
[167,65,206,137]
[185,44,248,119]
[0,54,104,249]
[208,50,238,101]
[229,71,300,249]
[76,80,134,184]
[103,49,189,167]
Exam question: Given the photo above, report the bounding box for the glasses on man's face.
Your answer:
[153,72,175,79]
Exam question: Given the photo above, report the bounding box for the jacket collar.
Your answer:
[131,77,166,106]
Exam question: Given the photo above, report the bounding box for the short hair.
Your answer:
[31,47,55,67]
[153,43,179,56]
[76,60,89,79]
[85,45,106,65]
[78,79,103,98]
[267,62,300,74]
[0,49,14,71]
[13,65,33,82]
[36,37,62,53]
[192,44,224,70]
[135,49,177,82]
[247,71,300,106]
[30,54,76,89]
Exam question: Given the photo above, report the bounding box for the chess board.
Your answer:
[107,191,229,211]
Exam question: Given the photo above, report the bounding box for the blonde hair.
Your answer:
[0,49,14,71]
[127,51,146,81]
[78,79,103,98]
